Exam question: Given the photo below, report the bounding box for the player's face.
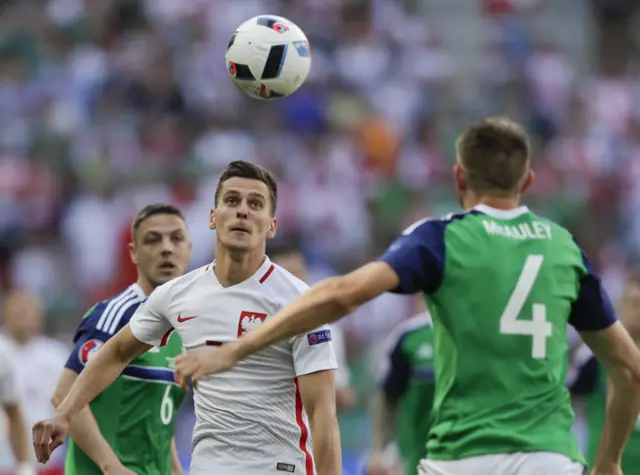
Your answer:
[130,214,192,288]
[2,293,43,343]
[621,282,640,337]
[210,177,276,252]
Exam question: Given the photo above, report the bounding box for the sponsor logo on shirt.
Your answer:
[276,462,296,472]
[307,329,332,346]
[237,311,268,337]
[79,339,104,365]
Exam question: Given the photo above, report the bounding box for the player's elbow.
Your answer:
[610,362,640,390]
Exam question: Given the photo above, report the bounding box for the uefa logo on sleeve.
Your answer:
[79,339,104,365]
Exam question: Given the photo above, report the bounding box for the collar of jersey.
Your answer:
[472,204,530,220]
[208,255,273,288]
[129,282,146,300]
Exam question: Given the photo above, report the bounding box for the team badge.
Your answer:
[237,311,267,337]
[79,339,104,365]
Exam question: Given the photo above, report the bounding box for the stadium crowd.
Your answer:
[1,0,639,473]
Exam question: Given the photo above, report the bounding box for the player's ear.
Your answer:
[128,241,139,265]
[266,218,277,239]
[520,169,535,194]
[209,208,216,230]
[453,164,466,192]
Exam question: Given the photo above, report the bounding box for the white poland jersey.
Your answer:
[129,257,338,475]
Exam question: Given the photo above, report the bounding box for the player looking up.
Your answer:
[176,117,640,475]
[51,204,192,475]
[366,309,435,475]
[570,270,640,474]
[33,161,341,475]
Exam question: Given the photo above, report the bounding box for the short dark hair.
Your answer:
[131,203,185,241]
[456,117,531,196]
[214,160,278,214]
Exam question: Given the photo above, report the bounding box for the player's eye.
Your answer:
[250,200,263,209]
[172,234,185,242]
[225,197,238,205]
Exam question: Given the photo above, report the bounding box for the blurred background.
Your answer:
[0,0,639,473]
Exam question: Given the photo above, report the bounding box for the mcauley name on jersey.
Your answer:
[482,220,552,240]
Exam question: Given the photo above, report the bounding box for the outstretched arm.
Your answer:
[51,369,132,474]
[55,325,149,420]
[231,262,399,361]
[33,325,150,463]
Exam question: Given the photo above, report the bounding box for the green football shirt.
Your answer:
[378,313,435,475]
[63,284,185,475]
[379,204,617,465]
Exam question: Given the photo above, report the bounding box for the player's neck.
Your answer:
[465,195,521,211]
[136,278,155,296]
[214,247,267,288]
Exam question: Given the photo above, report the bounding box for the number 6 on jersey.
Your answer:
[499,255,552,359]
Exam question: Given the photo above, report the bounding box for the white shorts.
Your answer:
[419,452,585,475]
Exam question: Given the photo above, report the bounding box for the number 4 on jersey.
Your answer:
[499,255,553,359]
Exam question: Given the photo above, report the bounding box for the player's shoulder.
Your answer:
[400,212,470,238]
[79,284,146,331]
[261,261,309,300]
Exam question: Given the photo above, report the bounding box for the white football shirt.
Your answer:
[129,257,338,475]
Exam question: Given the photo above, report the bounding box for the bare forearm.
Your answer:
[57,343,131,419]
[594,378,640,470]
[309,414,342,475]
[6,405,31,463]
[235,278,352,359]
[370,391,397,453]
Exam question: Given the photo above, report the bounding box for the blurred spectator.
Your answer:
[0,291,68,473]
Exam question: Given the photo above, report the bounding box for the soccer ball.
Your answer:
[225,15,311,100]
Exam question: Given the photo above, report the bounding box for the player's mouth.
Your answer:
[230,225,250,235]
[158,262,177,274]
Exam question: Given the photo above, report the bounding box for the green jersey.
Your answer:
[378,314,435,475]
[63,284,185,475]
[380,204,616,464]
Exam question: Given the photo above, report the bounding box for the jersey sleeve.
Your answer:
[291,326,338,377]
[0,348,18,404]
[568,245,617,332]
[376,331,410,400]
[378,218,447,295]
[65,301,140,374]
[129,284,173,347]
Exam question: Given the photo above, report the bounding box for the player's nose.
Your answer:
[236,201,249,219]
[160,237,175,253]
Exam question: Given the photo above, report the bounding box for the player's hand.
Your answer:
[175,344,239,386]
[32,413,68,463]
[365,452,393,475]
